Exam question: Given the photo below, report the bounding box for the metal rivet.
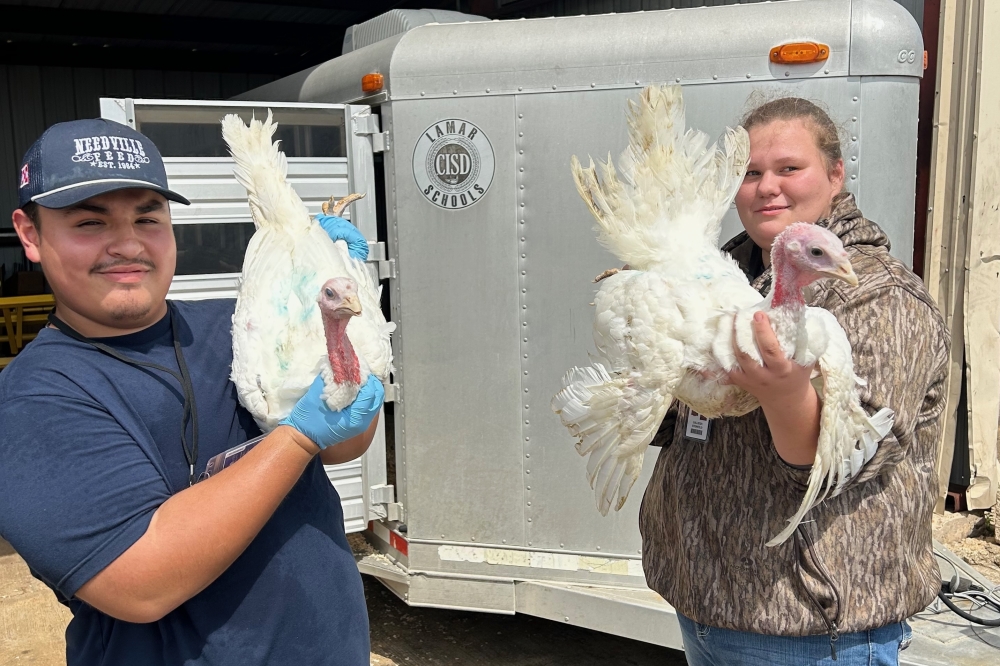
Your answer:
[524,388,529,392]
[519,167,524,172]
[851,156,857,162]
[596,546,601,550]
[824,69,830,74]
[746,73,752,78]
[520,203,525,208]
[853,96,858,102]
[486,88,490,93]
[471,536,476,541]
[420,91,425,96]
[453,90,458,95]
[590,82,596,88]
[552,85,557,90]
[712,75,718,80]
[526,470,531,474]
[527,486,531,490]
[525,454,530,458]
[852,116,857,122]
[564,616,569,622]
[519,149,524,154]
[634,80,640,85]
[520,185,525,190]
[518,113,523,119]
[523,354,528,359]
[675,77,680,83]
[522,322,527,326]
[519,132,524,137]
[784,71,790,77]
[560,543,564,548]
[522,305,527,310]
[520,219,525,225]
[522,288,527,293]
[527,501,531,506]
[521,254,526,258]
[852,136,857,141]
[518,86,523,91]
[525,437,529,441]
[521,270,526,275]
[851,175,857,180]
[441,534,445,538]
[502,539,507,544]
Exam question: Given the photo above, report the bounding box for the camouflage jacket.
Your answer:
[638,193,949,636]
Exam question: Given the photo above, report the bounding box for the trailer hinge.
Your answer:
[353,113,389,153]
[367,241,396,280]
[381,382,400,403]
[369,485,405,522]
[370,484,395,505]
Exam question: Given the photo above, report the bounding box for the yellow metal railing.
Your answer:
[0,294,54,368]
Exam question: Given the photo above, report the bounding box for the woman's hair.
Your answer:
[741,97,843,171]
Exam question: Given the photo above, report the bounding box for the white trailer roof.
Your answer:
[240,0,922,105]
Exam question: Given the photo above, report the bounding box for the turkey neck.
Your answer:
[768,238,808,311]
[321,312,362,385]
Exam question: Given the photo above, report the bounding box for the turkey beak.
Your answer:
[822,258,858,287]
[335,295,362,317]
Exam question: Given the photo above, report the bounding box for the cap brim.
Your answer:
[32,180,190,209]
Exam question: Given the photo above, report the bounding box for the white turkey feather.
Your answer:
[223,111,394,431]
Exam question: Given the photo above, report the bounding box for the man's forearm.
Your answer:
[761,384,821,467]
[76,425,317,623]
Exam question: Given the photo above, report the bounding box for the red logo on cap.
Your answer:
[19,164,29,188]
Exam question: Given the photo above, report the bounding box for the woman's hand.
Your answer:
[726,312,820,466]
[726,312,814,406]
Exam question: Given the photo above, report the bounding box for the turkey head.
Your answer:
[318,277,362,387]
[770,223,858,308]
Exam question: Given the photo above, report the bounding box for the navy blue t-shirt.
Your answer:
[0,300,369,665]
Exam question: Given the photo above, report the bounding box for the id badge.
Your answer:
[684,411,711,442]
[198,434,266,482]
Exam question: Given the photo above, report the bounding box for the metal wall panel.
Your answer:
[390,95,527,546]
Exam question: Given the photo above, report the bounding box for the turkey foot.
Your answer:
[594,264,631,283]
[322,192,367,217]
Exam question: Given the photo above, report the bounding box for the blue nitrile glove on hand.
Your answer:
[280,375,384,450]
[316,214,369,261]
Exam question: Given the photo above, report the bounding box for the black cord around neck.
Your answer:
[47,302,199,486]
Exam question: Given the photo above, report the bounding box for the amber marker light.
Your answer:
[362,73,384,93]
[769,42,830,65]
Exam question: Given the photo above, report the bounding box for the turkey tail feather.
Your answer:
[221,111,310,233]
[551,364,670,515]
[569,85,750,271]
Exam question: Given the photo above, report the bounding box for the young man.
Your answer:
[0,119,383,665]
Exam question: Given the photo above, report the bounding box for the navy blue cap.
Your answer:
[17,118,190,209]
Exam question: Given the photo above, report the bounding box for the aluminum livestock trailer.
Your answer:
[102,1,998,661]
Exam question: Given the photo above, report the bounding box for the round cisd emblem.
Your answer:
[413,119,494,210]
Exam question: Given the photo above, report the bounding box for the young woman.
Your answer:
[639,98,949,665]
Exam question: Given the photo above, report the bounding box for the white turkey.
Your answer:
[223,111,394,431]
[551,85,893,546]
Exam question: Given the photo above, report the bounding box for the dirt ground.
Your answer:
[931,509,1000,585]
[0,538,686,666]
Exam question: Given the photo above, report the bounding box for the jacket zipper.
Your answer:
[794,528,843,660]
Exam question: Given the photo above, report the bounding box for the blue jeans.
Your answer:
[677,613,912,665]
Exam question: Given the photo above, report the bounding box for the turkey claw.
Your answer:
[594,264,631,283]
[322,192,366,217]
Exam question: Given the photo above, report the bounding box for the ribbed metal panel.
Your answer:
[343,8,487,54]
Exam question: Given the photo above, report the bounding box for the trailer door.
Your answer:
[99,98,391,534]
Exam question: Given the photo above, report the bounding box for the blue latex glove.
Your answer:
[280,375,384,450]
[316,214,369,261]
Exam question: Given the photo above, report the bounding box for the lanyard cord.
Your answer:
[47,302,200,486]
